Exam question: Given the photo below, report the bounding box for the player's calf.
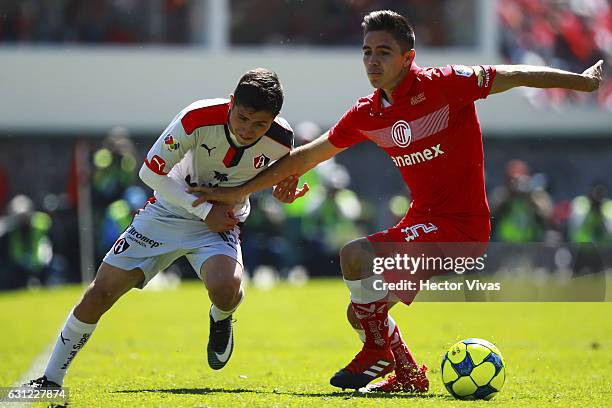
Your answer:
[201,255,244,370]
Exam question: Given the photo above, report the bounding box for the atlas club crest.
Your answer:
[391,120,412,148]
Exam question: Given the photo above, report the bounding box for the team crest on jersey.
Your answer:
[253,153,271,169]
[113,237,130,254]
[164,134,180,151]
[453,65,473,77]
[391,120,412,148]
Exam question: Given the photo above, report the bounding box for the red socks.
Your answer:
[351,301,390,349]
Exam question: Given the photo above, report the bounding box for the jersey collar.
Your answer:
[371,63,420,114]
[223,122,263,151]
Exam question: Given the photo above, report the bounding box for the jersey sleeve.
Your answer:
[327,105,368,148]
[144,112,197,175]
[432,65,496,106]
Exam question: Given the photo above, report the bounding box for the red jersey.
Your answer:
[328,63,496,240]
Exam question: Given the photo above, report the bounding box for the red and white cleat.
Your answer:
[362,364,429,393]
[329,346,395,390]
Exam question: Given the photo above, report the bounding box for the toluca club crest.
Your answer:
[391,120,412,148]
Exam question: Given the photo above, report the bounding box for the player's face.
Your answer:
[362,31,413,92]
[228,101,275,145]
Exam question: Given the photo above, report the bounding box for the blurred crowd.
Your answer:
[0,0,476,46]
[0,126,610,290]
[498,0,612,109]
[0,0,193,44]
[230,0,476,46]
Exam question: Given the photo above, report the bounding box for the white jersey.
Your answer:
[144,98,294,222]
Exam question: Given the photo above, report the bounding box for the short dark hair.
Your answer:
[233,68,283,116]
[362,10,415,52]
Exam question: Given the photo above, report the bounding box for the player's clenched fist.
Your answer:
[204,203,238,232]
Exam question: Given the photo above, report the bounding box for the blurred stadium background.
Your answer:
[0,0,610,289]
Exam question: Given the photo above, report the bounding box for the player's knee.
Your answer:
[340,239,370,279]
[207,273,241,297]
[204,258,242,300]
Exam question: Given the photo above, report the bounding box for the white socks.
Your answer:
[44,311,97,385]
[344,275,388,304]
[210,289,244,322]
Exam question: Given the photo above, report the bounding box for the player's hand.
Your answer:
[204,203,238,232]
[272,175,310,204]
[581,60,604,92]
[188,186,243,207]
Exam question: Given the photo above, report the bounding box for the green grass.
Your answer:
[1,279,611,407]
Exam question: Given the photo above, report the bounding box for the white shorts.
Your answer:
[103,200,242,288]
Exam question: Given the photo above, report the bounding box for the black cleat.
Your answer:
[23,376,68,407]
[330,369,378,390]
[207,312,234,370]
[329,347,395,390]
[23,375,61,389]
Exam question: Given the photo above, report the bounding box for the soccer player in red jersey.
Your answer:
[189,10,603,393]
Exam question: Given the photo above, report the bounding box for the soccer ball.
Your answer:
[441,338,506,400]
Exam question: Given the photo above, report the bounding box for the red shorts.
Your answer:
[367,215,490,304]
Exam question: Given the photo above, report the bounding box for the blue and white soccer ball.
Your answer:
[441,338,506,400]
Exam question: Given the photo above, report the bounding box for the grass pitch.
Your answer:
[1,279,611,407]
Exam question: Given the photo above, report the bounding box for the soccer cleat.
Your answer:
[363,364,429,393]
[207,313,234,370]
[23,375,61,389]
[329,347,395,390]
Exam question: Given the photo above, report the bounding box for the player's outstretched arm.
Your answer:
[189,132,344,206]
[489,60,604,95]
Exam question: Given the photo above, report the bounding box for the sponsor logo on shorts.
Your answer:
[400,223,438,242]
[391,144,444,167]
[126,226,163,248]
[113,237,130,254]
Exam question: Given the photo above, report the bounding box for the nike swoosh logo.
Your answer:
[214,332,233,363]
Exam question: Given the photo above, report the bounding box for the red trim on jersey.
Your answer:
[181,103,229,135]
[144,155,168,175]
[223,146,237,167]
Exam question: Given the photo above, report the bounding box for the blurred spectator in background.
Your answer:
[0,0,476,47]
[231,0,477,47]
[0,0,191,44]
[490,159,554,242]
[92,126,139,262]
[568,183,611,275]
[98,185,148,255]
[498,0,611,110]
[92,126,138,205]
[0,195,63,288]
[569,183,612,243]
[0,166,8,213]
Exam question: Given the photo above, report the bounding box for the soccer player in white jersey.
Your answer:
[26,68,300,389]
